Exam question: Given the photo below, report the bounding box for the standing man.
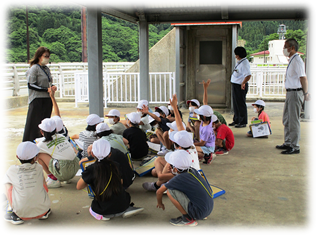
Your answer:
[229,47,252,128]
[276,38,310,154]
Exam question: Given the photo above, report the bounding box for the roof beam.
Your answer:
[221,0,228,20]
[100,8,138,23]
[146,4,312,23]
[133,0,147,21]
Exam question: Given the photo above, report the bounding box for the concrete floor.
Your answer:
[1,101,313,233]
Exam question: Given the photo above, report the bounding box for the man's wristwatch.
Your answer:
[304,92,309,96]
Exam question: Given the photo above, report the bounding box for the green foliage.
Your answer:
[6,6,173,63]
[239,20,308,57]
[6,6,307,63]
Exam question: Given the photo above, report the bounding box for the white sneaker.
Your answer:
[157,147,169,156]
[46,177,61,188]
[122,206,144,218]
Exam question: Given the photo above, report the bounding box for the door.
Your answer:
[195,38,227,106]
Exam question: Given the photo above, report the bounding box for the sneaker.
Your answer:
[169,215,198,226]
[89,207,110,221]
[142,182,157,191]
[46,177,61,188]
[39,209,52,220]
[203,153,216,165]
[62,180,72,184]
[4,211,24,225]
[215,148,228,155]
[157,147,169,156]
[122,203,144,218]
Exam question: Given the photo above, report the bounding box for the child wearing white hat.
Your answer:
[123,112,149,160]
[70,114,103,159]
[142,105,172,155]
[76,139,143,221]
[136,100,152,132]
[247,100,271,137]
[156,150,214,226]
[143,95,200,192]
[193,105,216,164]
[36,118,80,188]
[142,130,200,192]
[4,142,51,225]
[212,114,235,155]
[105,109,126,136]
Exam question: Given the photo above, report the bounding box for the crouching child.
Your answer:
[4,142,51,225]
[156,150,214,226]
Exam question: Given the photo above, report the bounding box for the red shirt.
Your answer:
[215,124,234,151]
[258,111,271,128]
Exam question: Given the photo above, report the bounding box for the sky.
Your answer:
[0,0,8,11]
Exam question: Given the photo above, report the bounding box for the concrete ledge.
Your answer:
[5,96,28,109]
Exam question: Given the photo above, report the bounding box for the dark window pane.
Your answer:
[200,41,222,64]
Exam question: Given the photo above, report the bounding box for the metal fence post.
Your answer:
[104,72,108,108]
[13,65,20,96]
[58,65,63,98]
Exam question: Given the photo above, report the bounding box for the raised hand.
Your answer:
[202,79,211,89]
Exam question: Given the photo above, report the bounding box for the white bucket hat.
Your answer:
[96,123,111,134]
[137,100,149,109]
[148,112,160,123]
[166,121,186,131]
[194,105,213,117]
[186,99,200,107]
[126,112,141,124]
[169,130,193,148]
[105,109,121,117]
[165,150,193,170]
[38,118,56,133]
[51,116,63,132]
[92,139,111,161]
[16,141,39,160]
[252,100,265,107]
[86,114,102,126]
[211,114,218,123]
[155,106,169,116]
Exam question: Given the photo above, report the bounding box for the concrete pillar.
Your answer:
[231,25,238,112]
[87,8,104,117]
[175,27,181,100]
[138,19,149,101]
[305,7,316,119]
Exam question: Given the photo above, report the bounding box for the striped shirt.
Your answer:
[79,130,97,158]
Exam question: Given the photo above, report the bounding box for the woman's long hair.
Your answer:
[93,158,122,201]
[29,47,50,67]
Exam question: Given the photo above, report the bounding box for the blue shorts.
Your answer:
[200,146,215,155]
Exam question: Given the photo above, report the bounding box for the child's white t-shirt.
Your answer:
[37,134,76,160]
[4,163,50,218]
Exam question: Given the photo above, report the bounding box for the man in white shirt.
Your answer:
[276,38,310,154]
[229,47,252,128]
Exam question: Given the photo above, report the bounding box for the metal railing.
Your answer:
[74,72,176,107]
[248,66,287,98]
[2,62,134,97]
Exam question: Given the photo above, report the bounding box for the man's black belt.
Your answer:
[286,88,303,92]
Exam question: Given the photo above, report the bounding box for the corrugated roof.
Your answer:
[144,0,310,9]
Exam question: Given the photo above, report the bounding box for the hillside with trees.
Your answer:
[6,5,308,63]
[239,21,308,58]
